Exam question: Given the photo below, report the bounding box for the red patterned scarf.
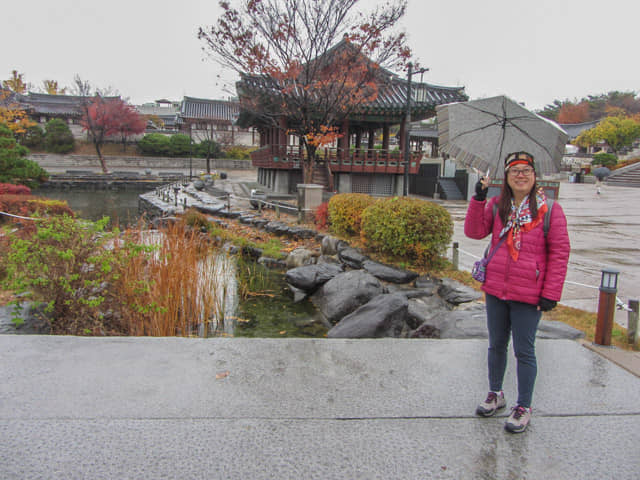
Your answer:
[498,187,548,261]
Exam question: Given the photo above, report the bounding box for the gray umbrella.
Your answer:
[592,166,611,180]
[436,95,569,180]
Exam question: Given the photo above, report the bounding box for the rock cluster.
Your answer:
[282,237,584,341]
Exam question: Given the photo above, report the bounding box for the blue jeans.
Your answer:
[485,294,541,408]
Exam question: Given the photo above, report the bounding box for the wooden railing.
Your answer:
[250,145,422,175]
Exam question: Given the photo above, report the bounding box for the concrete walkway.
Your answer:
[2,336,640,479]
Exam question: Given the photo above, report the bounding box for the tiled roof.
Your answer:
[558,120,599,140]
[236,73,466,120]
[179,96,240,122]
[18,92,120,117]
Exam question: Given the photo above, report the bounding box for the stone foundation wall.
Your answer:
[29,153,253,171]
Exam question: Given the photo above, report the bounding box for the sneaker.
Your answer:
[475,391,506,417]
[504,405,531,433]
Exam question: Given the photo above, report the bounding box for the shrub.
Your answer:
[0,124,49,188]
[183,208,212,232]
[2,215,124,334]
[137,133,170,156]
[169,134,192,157]
[0,183,31,195]
[224,145,253,159]
[592,152,617,168]
[196,139,222,158]
[328,193,378,236]
[44,118,74,153]
[360,196,453,268]
[313,201,329,230]
[20,124,44,149]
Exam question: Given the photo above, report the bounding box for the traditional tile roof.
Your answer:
[558,120,599,140]
[17,92,120,117]
[236,71,466,123]
[179,96,240,122]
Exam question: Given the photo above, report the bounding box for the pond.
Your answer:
[32,188,144,226]
[230,262,327,338]
[30,187,326,338]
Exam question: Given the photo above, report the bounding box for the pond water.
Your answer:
[230,263,327,338]
[31,187,326,338]
[33,188,144,226]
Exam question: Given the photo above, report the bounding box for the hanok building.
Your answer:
[235,45,467,196]
[16,92,121,139]
[136,99,181,132]
[176,96,258,147]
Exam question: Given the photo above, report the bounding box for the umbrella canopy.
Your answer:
[592,166,611,180]
[436,95,568,180]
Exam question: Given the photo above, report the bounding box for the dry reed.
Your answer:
[115,221,231,336]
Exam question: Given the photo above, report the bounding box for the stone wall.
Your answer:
[29,153,253,171]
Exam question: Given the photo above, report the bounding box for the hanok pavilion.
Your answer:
[235,42,467,197]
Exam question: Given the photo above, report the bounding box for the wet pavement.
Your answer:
[1,336,639,479]
[444,181,640,329]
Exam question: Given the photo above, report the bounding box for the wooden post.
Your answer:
[452,242,459,270]
[595,289,616,346]
[628,299,639,346]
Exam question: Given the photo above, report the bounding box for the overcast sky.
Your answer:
[2,0,638,111]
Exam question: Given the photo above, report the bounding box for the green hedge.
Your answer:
[361,196,453,268]
[44,119,74,154]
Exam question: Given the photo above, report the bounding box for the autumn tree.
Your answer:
[557,102,590,124]
[539,91,640,123]
[42,80,67,95]
[0,90,36,136]
[2,70,30,94]
[111,101,146,151]
[74,76,133,173]
[575,115,640,154]
[198,0,412,183]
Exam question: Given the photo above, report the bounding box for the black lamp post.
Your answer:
[594,267,620,346]
[403,62,429,196]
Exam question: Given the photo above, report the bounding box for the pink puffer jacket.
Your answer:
[464,196,570,306]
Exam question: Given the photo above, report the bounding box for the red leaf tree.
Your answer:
[198,0,412,184]
[74,76,145,173]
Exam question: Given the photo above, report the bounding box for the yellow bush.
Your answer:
[328,193,378,237]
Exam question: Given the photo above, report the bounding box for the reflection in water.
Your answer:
[33,188,144,226]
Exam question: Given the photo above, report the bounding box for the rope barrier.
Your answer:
[0,211,42,221]
[449,242,631,311]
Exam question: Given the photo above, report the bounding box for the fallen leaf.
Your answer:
[216,371,230,379]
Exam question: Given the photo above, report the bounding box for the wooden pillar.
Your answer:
[340,119,350,159]
[382,125,390,151]
[368,127,375,150]
[399,117,406,153]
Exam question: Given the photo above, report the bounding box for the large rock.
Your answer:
[437,278,483,305]
[328,293,409,338]
[362,260,419,284]
[285,263,344,292]
[285,248,315,268]
[311,270,383,324]
[337,247,368,269]
[321,235,341,256]
[407,295,450,330]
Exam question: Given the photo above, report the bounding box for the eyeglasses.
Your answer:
[508,167,534,177]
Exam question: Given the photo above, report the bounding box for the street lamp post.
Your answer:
[594,268,620,346]
[403,63,429,196]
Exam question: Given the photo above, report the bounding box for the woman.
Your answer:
[464,151,570,433]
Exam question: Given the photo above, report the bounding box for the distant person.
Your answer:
[464,152,571,433]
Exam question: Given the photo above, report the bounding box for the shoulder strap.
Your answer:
[544,199,554,237]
